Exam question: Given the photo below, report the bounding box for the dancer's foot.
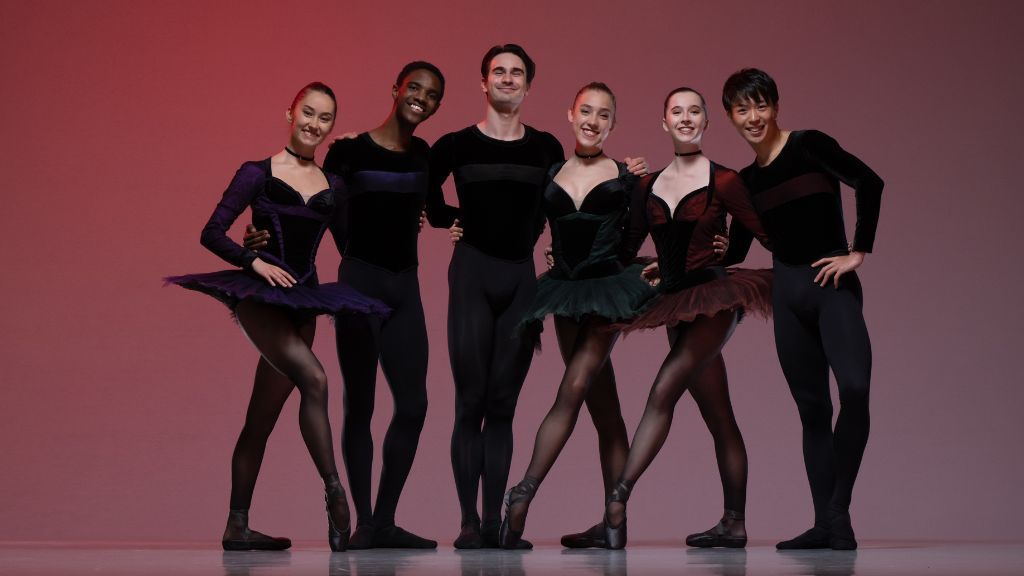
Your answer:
[829,508,857,550]
[325,483,351,552]
[482,520,532,549]
[776,526,830,550]
[603,481,631,550]
[499,477,539,549]
[346,524,374,550]
[454,522,483,550]
[685,510,747,548]
[372,524,437,549]
[222,509,291,551]
[560,522,606,549]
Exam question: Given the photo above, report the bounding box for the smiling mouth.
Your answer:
[581,128,599,137]
[409,103,424,114]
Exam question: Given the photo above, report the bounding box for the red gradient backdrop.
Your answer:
[1,0,1022,543]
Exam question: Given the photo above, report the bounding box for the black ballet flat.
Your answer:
[603,482,631,550]
[776,526,831,550]
[326,487,351,552]
[346,525,374,550]
[454,523,483,550]
[829,509,858,550]
[561,522,607,549]
[498,478,539,550]
[372,524,437,549]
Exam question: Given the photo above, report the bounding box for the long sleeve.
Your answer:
[801,130,884,253]
[323,140,350,256]
[425,133,459,228]
[716,169,772,265]
[619,174,651,263]
[199,161,264,269]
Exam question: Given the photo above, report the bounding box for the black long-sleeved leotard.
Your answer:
[734,130,883,265]
[324,133,430,272]
[426,125,565,261]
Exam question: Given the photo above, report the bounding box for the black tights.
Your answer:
[335,260,428,529]
[229,300,340,511]
[506,315,620,532]
[606,310,746,527]
[553,317,630,498]
[773,261,871,527]
[448,244,537,529]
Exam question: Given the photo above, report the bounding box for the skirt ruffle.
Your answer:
[164,270,391,317]
[520,261,657,328]
[616,268,772,332]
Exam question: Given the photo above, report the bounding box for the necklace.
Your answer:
[674,149,702,157]
[285,147,315,162]
[574,149,604,159]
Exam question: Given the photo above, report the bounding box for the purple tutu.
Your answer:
[164,270,391,318]
[616,268,772,332]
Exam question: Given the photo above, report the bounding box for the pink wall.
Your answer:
[1,0,1022,543]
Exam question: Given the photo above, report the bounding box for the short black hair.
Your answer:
[721,68,779,111]
[663,86,707,115]
[396,61,445,102]
[480,43,535,84]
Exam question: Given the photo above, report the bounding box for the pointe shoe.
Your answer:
[498,477,539,549]
[561,522,606,549]
[221,509,291,551]
[483,521,533,549]
[325,486,351,552]
[685,510,747,548]
[603,481,631,550]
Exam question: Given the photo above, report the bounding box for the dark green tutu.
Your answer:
[519,261,656,331]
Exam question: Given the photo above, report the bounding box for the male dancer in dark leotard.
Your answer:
[425,44,564,549]
[722,68,883,550]
[429,46,649,549]
[244,62,445,549]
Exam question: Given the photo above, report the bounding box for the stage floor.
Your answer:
[2,541,1022,575]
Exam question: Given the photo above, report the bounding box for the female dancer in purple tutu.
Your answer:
[167,82,388,552]
[496,82,657,549]
[596,87,774,549]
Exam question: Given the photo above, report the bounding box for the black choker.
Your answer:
[285,147,315,162]
[575,149,604,159]
[675,150,702,157]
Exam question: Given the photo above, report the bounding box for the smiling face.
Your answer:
[481,51,529,108]
[393,68,442,125]
[569,88,615,150]
[286,89,336,150]
[727,96,779,146]
[662,90,708,147]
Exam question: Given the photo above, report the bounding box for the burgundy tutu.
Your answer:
[616,268,772,332]
[164,270,391,318]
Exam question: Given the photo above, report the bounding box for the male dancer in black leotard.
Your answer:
[722,68,883,550]
[428,45,650,550]
[425,44,564,549]
[244,62,445,549]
